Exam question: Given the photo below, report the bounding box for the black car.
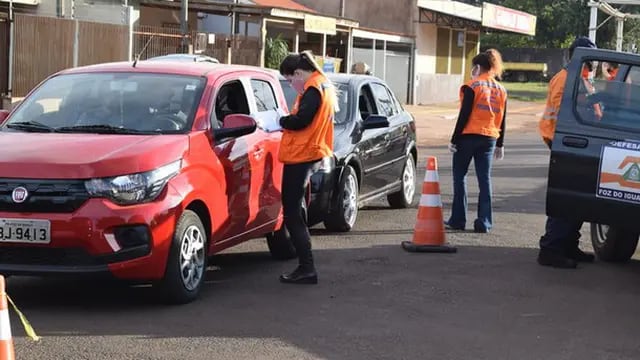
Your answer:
[547,48,640,262]
[279,74,418,232]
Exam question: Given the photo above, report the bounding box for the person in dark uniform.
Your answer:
[277,51,336,284]
[537,37,597,268]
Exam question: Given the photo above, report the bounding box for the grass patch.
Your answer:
[503,82,549,103]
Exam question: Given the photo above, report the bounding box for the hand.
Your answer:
[448,143,457,153]
[494,146,504,160]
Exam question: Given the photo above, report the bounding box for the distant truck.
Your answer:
[502,61,548,82]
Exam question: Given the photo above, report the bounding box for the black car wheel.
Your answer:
[324,165,359,232]
[157,210,207,305]
[266,226,297,260]
[388,153,417,209]
[590,223,639,262]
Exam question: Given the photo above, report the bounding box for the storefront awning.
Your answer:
[418,0,482,22]
[417,0,537,36]
[481,2,536,36]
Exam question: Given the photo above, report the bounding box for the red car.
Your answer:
[0,61,296,304]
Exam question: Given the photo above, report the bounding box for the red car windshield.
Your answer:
[5,72,206,134]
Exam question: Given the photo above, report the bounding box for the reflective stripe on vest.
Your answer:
[461,74,507,139]
[539,69,567,142]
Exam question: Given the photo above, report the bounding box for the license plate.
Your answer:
[0,218,51,244]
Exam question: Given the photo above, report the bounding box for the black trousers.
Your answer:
[539,139,584,253]
[282,160,321,271]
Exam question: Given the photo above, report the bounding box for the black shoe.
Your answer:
[538,249,578,269]
[279,266,318,285]
[566,247,595,263]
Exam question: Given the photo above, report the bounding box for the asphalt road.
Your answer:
[7,129,640,360]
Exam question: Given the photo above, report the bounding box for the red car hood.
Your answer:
[0,132,189,179]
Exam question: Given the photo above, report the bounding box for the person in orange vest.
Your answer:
[445,49,507,233]
[538,36,597,269]
[277,51,336,284]
[605,62,619,81]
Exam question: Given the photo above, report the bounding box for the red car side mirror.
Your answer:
[214,114,257,142]
[0,110,10,124]
[223,114,257,129]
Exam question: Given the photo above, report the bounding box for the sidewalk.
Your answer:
[406,100,545,147]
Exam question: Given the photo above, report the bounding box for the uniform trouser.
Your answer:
[539,140,583,252]
[539,217,584,252]
[282,160,321,271]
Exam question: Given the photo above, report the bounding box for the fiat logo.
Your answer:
[11,187,28,204]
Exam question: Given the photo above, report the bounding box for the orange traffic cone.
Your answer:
[402,156,457,253]
[0,276,14,360]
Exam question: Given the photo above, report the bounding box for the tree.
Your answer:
[265,35,289,70]
[480,0,640,51]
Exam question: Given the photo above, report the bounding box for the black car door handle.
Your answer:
[562,136,589,148]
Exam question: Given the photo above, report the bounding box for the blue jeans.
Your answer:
[447,135,496,231]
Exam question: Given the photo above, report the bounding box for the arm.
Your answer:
[497,100,507,148]
[279,87,321,131]
[450,86,475,144]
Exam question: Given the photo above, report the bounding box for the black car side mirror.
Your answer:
[214,114,257,141]
[363,115,389,130]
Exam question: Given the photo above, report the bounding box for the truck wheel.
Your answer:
[266,226,296,260]
[157,210,208,305]
[324,165,359,232]
[590,223,639,262]
[515,72,528,82]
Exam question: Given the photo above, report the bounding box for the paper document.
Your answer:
[261,117,282,133]
[257,109,285,133]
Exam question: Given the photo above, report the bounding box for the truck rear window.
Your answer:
[575,60,640,132]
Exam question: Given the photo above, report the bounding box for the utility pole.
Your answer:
[7,0,14,99]
[339,0,345,17]
[181,0,189,53]
[228,0,238,64]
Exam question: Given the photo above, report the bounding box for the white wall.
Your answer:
[417,74,462,104]
[415,23,436,74]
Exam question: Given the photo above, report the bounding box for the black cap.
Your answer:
[570,36,597,51]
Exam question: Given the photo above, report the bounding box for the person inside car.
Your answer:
[445,48,507,234]
[277,51,336,285]
[537,36,598,269]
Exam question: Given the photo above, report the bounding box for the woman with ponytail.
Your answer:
[276,51,336,285]
[445,48,508,234]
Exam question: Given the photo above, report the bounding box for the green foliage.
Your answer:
[265,35,289,70]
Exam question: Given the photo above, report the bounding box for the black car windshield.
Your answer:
[4,72,206,134]
[280,80,349,125]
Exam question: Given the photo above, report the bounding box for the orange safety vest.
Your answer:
[460,74,507,139]
[539,69,567,143]
[279,71,335,164]
[539,68,602,143]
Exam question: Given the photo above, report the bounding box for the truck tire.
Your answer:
[590,223,639,263]
[515,71,528,83]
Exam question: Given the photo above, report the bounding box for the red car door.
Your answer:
[246,75,285,230]
[209,75,266,244]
